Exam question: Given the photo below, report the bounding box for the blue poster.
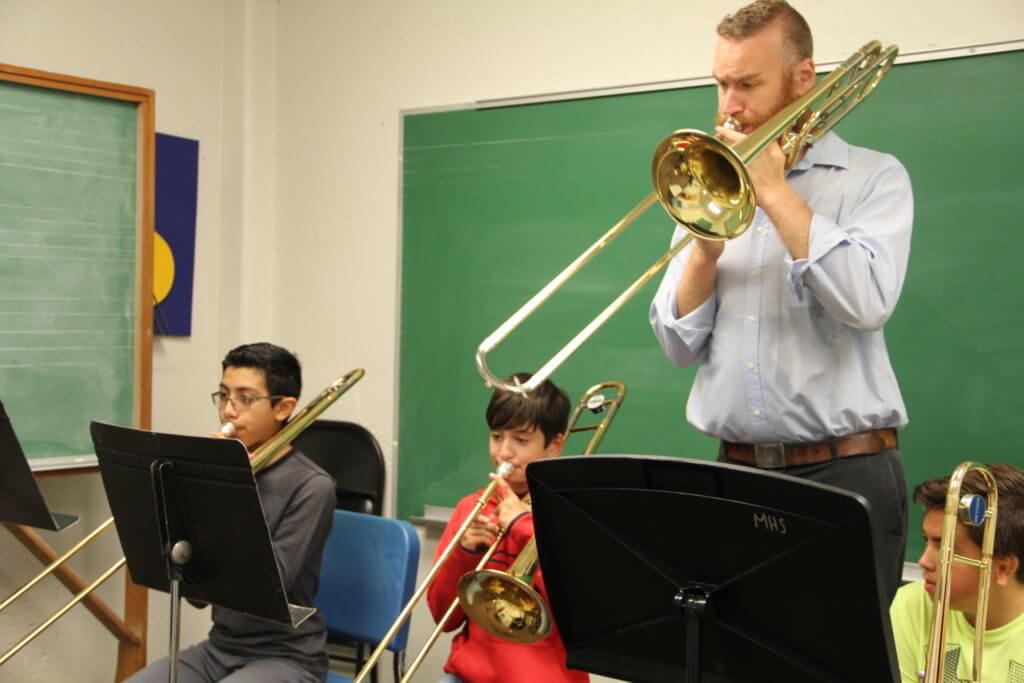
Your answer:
[153,133,199,336]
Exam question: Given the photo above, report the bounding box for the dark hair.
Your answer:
[717,0,813,65]
[485,372,571,446]
[221,342,302,401]
[913,463,1024,582]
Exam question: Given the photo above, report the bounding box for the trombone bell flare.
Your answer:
[457,569,550,643]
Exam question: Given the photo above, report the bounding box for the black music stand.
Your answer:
[0,399,77,530]
[528,456,899,683]
[90,421,315,683]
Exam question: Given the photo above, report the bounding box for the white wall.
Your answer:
[0,1,1021,681]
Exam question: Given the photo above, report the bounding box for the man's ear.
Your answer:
[274,396,298,424]
[992,553,1020,587]
[548,432,566,457]
[792,57,816,97]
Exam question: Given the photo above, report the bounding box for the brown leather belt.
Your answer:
[720,428,898,469]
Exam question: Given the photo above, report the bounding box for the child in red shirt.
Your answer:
[426,373,589,683]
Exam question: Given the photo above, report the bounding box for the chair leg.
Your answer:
[394,650,405,682]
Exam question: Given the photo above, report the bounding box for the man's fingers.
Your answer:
[715,126,745,145]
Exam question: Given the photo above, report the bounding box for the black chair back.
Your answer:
[294,420,385,515]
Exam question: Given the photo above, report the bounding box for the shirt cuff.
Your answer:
[506,512,534,546]
[787,213,857,300]
[668,289,716,339]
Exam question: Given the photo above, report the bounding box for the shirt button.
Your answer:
[751,270,759,278]
[747,362,756,369]
[756,226,766,234]
[747,315,756,322]
[753,409,762,417]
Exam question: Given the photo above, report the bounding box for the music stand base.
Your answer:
[676,586,709,683]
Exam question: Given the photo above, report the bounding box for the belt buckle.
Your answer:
[753,442,786,469]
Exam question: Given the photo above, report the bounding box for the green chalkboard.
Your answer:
[0,67,154,470]
[398,50,1024,559]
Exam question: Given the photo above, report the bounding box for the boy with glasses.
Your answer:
[127,342,336,683]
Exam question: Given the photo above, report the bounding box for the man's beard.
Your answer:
[715,75,798,134]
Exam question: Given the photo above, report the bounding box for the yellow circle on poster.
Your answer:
[154,232,175,304]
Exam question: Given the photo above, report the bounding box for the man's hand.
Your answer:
[715,125,789,209]
[713,125,812,260]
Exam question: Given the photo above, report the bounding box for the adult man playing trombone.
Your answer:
[649,0,913,603]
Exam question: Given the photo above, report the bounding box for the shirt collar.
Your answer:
[788,130,849,171]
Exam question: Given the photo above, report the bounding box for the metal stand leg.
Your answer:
[167,540,192,683]
[675,586,709,683]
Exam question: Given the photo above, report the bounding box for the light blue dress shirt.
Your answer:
[649,131,913,444]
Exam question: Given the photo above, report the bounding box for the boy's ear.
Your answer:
[549,431,566,456]
[991,553,1020,587]
[273,396,298,424]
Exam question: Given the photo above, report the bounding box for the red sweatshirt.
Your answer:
[426,488,589,683]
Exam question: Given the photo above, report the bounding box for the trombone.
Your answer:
[0,368,365,667]
[370,380,626,682]
[476,40,899,396]
[919,462,998,683]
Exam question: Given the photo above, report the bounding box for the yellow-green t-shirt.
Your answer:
[890,580,1024,682]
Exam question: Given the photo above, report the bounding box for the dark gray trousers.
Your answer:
[740,448,909,604]
[124,640,324,683]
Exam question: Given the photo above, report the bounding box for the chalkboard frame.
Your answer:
[0,62,154,473]
[0,61,154,679]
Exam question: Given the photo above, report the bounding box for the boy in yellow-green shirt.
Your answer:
[890,463,1024,682]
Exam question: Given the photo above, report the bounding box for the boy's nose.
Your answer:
[917,546,935,571]
[496,440,515,460]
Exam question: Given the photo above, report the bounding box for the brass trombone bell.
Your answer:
[476,40,898,396]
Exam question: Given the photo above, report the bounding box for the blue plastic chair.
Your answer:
[317,509,420,683]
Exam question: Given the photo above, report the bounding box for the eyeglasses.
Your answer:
[210,391,283,412]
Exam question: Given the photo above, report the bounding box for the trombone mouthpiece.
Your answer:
[219,422,236,437]
[496,462,514,478]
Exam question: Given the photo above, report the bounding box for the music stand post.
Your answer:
[91,422,316,683]
[0,399,78,531]
[528,455,900,683]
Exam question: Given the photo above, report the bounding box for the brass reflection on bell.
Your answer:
[457,569,551,644]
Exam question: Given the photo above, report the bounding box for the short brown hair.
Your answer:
[486,372,570,446]
[717,0,813,65]
[913,464,1024,582]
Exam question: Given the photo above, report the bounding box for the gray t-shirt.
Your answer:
[207,449,336,679]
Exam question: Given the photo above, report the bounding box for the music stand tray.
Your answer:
[0,399,77,530]
[91,421,315,679]
[528,455,899,683]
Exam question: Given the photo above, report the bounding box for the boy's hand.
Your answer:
[491,474,531,531]
[460,512,499,552]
